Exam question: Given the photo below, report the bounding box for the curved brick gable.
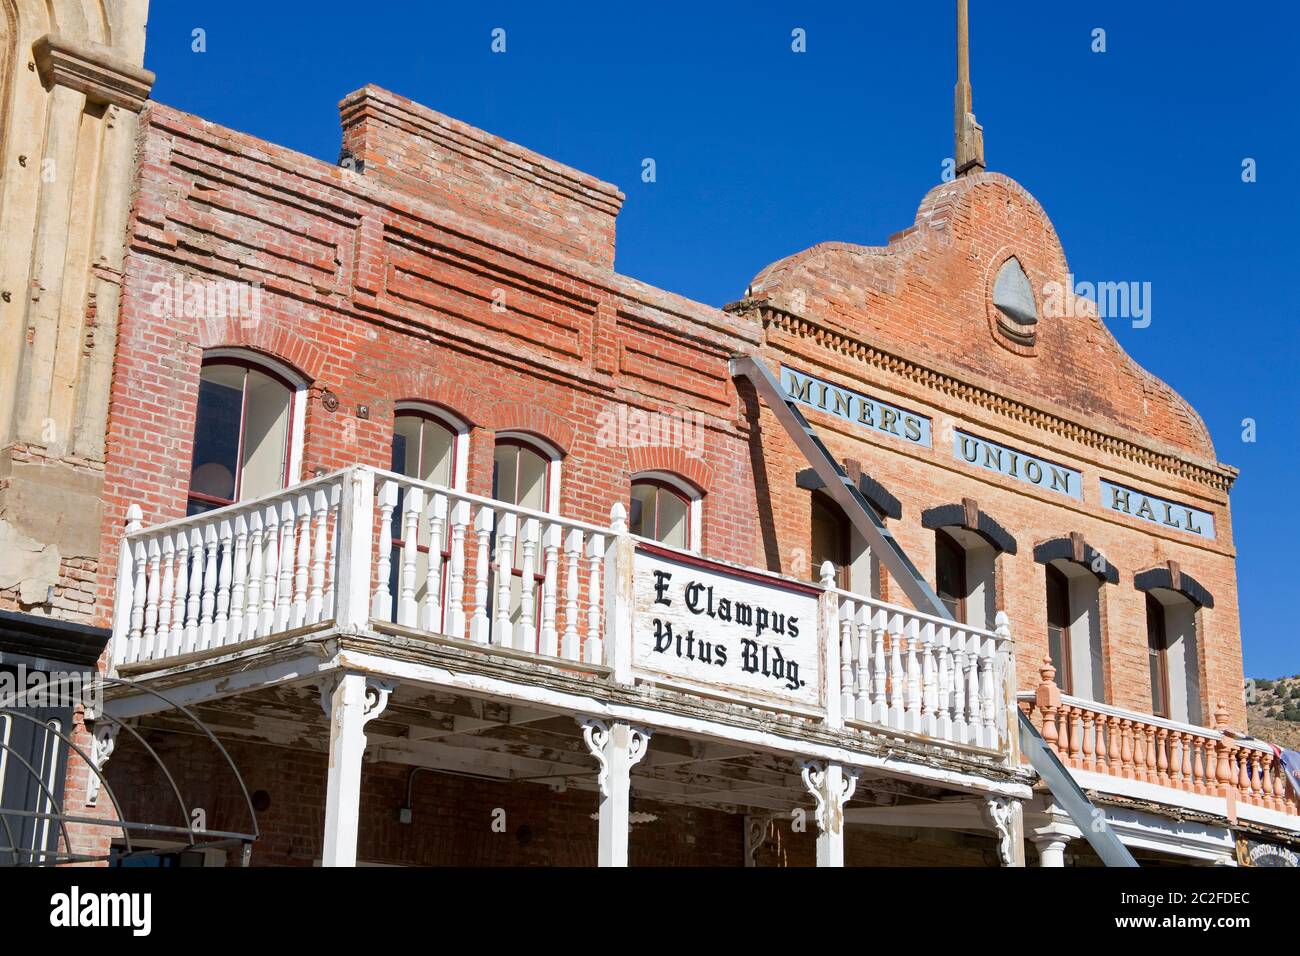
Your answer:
[748,173,1217,464]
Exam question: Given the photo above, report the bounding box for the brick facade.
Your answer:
[85,83,1250,864]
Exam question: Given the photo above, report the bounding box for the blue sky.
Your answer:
[144,2,1299,677]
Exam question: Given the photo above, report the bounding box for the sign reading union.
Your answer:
[954,430,1082,499]
[632,544,822,710]
[780,365,932,448]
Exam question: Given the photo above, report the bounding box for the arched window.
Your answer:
[391,407,461,486]
[489,434,561,651]
[187,355,303,516]
[629,474,699,550]
[492,436,557,512]
[386,407,467,628]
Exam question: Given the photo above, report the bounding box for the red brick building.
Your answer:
[72,77,1297,867]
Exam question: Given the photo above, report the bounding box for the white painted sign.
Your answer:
[1099,480,1215,540]
[954,430,1082,499]
[632,544,822,710]
[781,365,932,448]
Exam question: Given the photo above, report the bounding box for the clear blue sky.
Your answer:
[143,2,1299,677]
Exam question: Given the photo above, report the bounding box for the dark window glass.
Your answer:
[1045,564,1073,694]
[935,530,967,622]
[1147,595,1170,718]
[811,493,850,588]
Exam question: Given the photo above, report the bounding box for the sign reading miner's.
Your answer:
[780,365,932,448]
[632,544,822,710]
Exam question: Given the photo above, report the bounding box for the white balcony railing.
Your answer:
[829,586,1011,751]
[110,465,1018,758]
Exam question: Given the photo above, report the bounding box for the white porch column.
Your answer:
[1028,820,1079,867]
[801,760,858,867]
[320,672,395,867]
[980,796,1027,867]
[579,718,652,867]
[1033,835,1070,867]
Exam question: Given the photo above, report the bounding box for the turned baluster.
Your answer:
[420,493,447,633]
[839,602,856,722]
[1036,659,1060,753]
[371,481,397,621]
[515,518,539,652]
[1066,706,1084,768]
[1152,727,1169,785]
[904,619,922,733]
[444,500,469,639]
[854,605,871,723]
[156,537,176,660]
[871,610,888,725]
[292,494,311,629]
[1132,723,1147,781]
[1081,711,1096,771]
[1107,714,1122,773]
[561,528,582,659]
[1168,731,1184,789]
[539,525,561,657]
[935,624,953,739]
[307,489,329,626]
[1119,719,1134,779]
[1192,736,1209,795]
[230,513,249,640]
[920,621,937,737]
[584,533,605,665]
[888,615,906,730]
[242,515,262,642]
[468,506,494,643]
[142,538,162,660]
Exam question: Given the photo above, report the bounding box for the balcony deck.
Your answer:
[106,465,1027,799]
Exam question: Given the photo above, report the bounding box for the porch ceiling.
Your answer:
[130,681,970,818]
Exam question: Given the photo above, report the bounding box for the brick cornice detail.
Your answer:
[33,34,154,113]
[755,306,1235,494]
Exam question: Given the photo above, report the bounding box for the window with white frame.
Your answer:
[490,434,561,650]
[629,473,700,551]
[1044,559,1104,702]
[386,406,468,628]
[1146,590,1202,724]
[186,354,304,516]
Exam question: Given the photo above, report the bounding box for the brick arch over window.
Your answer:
[197,318,327,383]
[1134,562,1215,609]
[794,468,902,520]
[485,401,574,455]
[1032,534,1120,585]
[386,371,479,428]
[921,499,1017,555]
[626,446,713,495]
